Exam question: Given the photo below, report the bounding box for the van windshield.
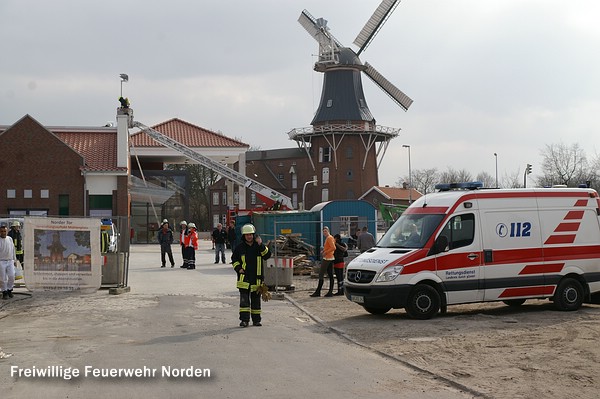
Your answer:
[378,213,444,249]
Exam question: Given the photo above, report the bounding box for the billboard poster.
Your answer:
[23,217,102,293]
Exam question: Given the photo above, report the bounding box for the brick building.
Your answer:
[0,114,128,218]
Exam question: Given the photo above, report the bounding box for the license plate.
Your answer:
[351,295,364,304]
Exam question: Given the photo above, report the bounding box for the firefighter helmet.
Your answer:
[180,220,187,225]
[241,224,256,235]
[162,219,168,224]
[188,223,196,229]
[11,221,20,227]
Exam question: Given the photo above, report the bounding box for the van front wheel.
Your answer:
[405,284,440,320]
[554,278,583,311]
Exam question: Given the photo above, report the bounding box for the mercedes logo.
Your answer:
[354,271,362,283]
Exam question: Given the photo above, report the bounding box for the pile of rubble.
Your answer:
[270,235,316,275]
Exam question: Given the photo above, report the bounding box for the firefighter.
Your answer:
[231,224,271,327]
[184,223,199,269]
[179,220,188,268]
[8,221,23,264]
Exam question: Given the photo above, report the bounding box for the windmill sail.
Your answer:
[354,0,400,56]
[364,62,413,111]
[298,9,343,64]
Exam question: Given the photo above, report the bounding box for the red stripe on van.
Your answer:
[519,263,564,275]
[499,286,555,298]
[403,207,448,215]
[574,199,588,207]
[554,222,580,232]
[565,210,584,220]
[544,235,576,245]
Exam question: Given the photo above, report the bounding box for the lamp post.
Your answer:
[119,73,129,97]
[402,145,412,203]
[494,153,498,188]
[302,179,318,210]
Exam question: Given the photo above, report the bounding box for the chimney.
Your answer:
[116,107,132,168]
[402,182,408,189]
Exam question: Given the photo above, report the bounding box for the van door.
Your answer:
[435,212,484,304]
[480,205,542,302]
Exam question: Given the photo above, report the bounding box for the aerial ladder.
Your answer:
[132,121,294,210]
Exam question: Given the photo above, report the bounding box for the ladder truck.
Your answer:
[132,121,294,210]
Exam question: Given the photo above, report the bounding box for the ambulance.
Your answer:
[344,183,600,319]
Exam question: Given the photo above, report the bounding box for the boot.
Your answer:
[2,291,7,300]
[334,282,344,295]
[7,289,13,298]
[324,278,334,296]
[310,279,323,297]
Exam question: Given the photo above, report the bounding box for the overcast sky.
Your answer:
[2,0,599,187]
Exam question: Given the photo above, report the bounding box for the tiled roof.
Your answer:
[52,128,125,172]
[130,118,248,148]
[376,186,422,201]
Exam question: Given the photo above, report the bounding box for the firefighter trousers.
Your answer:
[239,288,261,323]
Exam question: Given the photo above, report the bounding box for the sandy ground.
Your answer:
[286,275,600,399]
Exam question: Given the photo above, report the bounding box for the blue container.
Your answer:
[251,211,319,250]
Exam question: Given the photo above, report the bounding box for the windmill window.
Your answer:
[322,167,330,184]
[359,99,365,108]
[321,188,329,202]
[326,99,333,108]
[319,147,332,163]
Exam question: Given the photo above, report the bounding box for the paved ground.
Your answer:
[0,242,473,399]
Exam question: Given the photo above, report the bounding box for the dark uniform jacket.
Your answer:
[231,240,271,291]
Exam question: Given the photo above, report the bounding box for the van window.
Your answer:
[379,213,444,248]
[439,213,475,250]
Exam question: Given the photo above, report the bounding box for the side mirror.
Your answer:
[429,235,449,256]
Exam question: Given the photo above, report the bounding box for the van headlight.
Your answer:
[376,266,403,282]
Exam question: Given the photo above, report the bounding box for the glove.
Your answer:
[257,283,272,302]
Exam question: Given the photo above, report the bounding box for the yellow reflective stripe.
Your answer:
[232,261,241,269]
[239,307,250,313]
[260,247,269,257]
[250,309,261,314]
[257,258,261,275]
[237,281,250,289]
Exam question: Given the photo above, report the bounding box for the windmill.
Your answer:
[289,0,412,207]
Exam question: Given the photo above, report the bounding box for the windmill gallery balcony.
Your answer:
[287,123,400,142]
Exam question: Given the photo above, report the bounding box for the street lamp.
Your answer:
[119,73,129,97]
[302,179,318,210]
[494,153,498,188]
[402,145,412,203]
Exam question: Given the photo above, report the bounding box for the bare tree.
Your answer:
[397,168,438,194]
[537,143,594,188]
[168,163,219,229]
[502,169,524,188]
[438,167,473,184]
[476,171,496,188]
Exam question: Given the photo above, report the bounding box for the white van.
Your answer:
[345,184,600,319]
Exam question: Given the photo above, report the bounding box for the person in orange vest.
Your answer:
[310,226,335,297]
[184,223,199,269]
